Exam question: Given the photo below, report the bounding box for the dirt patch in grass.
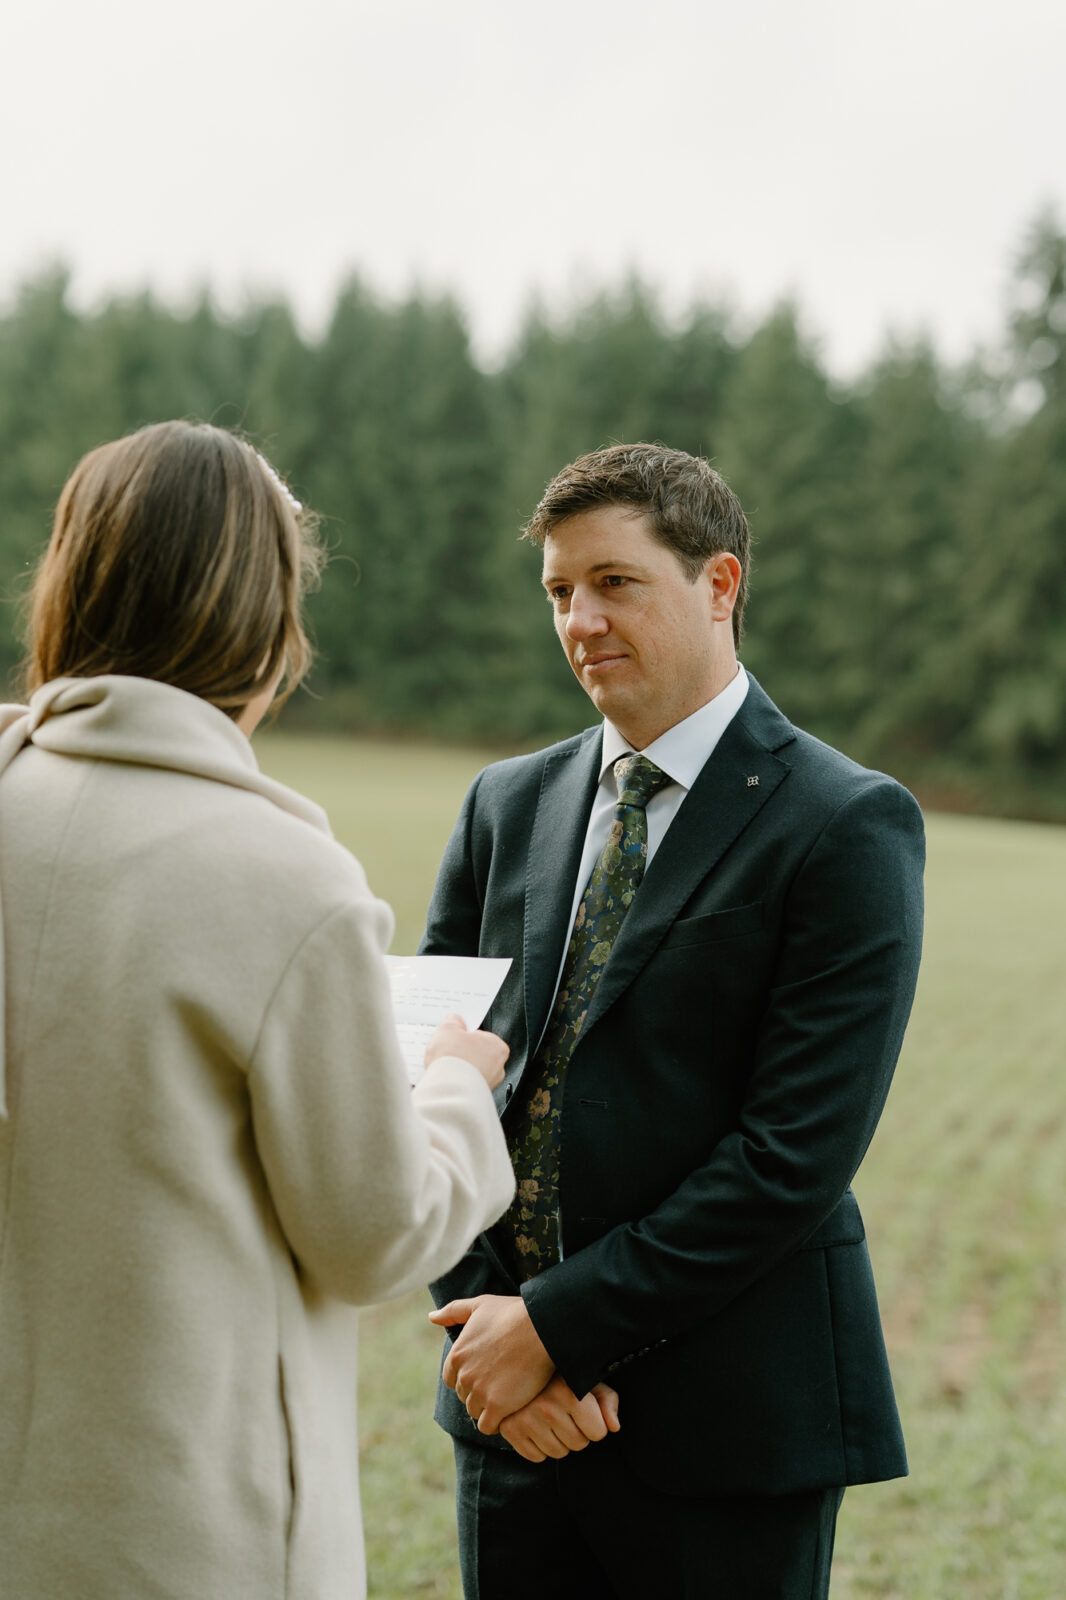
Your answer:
[936,1298,991,1404]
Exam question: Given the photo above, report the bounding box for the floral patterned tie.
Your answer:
[503,753,672,1280]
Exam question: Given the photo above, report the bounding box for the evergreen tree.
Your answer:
[840,340,975,764]
[714,304,860,740]
[952,214,1066,775]
[0,217,1062,805]
[656,302,740,461]
[302,279,499,733]
[0,269,94,689]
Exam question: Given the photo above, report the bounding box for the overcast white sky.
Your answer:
[1,0,1062,373]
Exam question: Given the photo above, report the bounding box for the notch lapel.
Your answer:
[580,680,796,1036]
[521,729,602,1054]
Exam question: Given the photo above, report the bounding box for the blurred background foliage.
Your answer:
[2,211,1064,815]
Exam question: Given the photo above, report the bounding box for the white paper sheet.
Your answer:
[384,954,513,1084]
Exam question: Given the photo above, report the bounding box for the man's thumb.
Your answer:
[428,1299,473,1328]
[592,1381,621,1432]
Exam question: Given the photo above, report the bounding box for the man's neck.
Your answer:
[614,660,740,751]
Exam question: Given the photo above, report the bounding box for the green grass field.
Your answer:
[258,731,1066,1600]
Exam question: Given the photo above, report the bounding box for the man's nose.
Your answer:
[565,590,609,640]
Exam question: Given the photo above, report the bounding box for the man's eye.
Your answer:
[547,587,570,603]
[603,574,627,588]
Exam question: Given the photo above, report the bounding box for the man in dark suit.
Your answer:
[423,443,924,1599]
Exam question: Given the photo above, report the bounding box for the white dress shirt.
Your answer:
[556,663,750,984]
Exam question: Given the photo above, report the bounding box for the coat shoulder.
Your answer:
[785,725,923,821]
[136,768,373,910]
[762,725,926,875]
[742,676,924,831]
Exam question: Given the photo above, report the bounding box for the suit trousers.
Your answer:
[452,1434,845,1600]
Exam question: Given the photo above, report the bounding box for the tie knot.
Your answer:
[613,754,670,811]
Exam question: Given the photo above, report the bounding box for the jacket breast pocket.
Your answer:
[659,900,764,950]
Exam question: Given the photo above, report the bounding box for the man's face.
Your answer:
[541,506,739,749]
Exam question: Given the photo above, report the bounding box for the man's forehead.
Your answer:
[541,506,657,580]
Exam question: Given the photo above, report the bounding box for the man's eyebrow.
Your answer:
[542,560,648,586]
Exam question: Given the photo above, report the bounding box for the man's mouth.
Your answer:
[578,652,626,673]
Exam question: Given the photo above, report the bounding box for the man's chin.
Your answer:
[584,683,632,723]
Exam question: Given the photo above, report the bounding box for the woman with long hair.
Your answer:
[0,420,514,1598]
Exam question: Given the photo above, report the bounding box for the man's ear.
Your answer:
[705,552,742,623]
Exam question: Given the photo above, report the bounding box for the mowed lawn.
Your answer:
[257,731,1066,1600]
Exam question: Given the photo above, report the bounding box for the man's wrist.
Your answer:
[520,1273,597,1398]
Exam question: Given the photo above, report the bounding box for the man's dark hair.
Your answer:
[522,442,751,645]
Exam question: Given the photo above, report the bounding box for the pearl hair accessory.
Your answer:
[255,450,303,513]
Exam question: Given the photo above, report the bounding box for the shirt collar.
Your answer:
[599,664,749,790]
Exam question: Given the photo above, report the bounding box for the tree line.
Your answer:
[1,213,1064,816]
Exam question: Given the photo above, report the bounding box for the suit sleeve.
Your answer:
[419,773,485,960]
[521,777,925,1398]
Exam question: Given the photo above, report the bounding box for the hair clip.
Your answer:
[255,450,304,513]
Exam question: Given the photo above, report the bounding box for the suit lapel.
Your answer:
[522,729,602,1052]
[580,678,796,1036]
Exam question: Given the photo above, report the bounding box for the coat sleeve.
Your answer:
[246,891,515,1306]
[521,777,925,1397]
[418,772,485,959]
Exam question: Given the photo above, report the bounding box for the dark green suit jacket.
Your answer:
[423,676,924,1496]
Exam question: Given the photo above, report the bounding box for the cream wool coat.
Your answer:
[0,675,515,1600]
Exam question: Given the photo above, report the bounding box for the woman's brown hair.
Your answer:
[23,420,325,717]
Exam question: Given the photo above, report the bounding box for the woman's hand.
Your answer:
[424,1013,509,1088]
